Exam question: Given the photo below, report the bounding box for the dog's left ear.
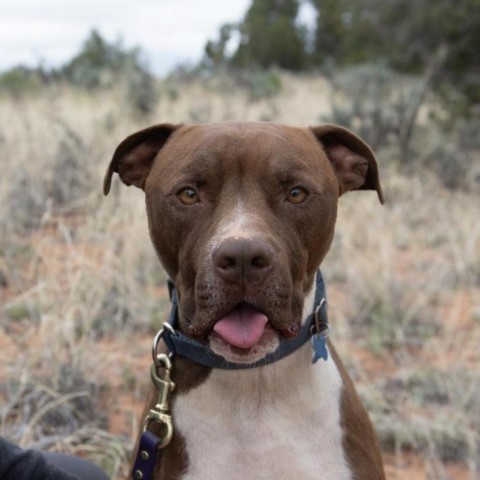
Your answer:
[311,124,384,204]
[103,123,179,195]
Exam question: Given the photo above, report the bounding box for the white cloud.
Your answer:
[0,0,251,74]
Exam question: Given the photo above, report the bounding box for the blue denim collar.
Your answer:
[160,271,329,369]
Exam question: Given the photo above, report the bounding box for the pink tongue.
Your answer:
[214,304,268,349]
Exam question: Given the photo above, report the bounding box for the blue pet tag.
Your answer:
[311,332,329,363]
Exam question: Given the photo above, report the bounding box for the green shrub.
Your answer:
[236,69,282,101]
[0,67,43,97]
[322,64,416,151]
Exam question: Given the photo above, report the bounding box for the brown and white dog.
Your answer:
[104,122,386,480]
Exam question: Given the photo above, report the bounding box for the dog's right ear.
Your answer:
[103,123,179,195]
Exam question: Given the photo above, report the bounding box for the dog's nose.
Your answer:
[213,237,275,284]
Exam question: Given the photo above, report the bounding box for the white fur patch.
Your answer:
[207,200,263,253]
[173,294,352,480]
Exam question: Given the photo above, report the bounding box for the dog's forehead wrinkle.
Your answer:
[198,121,295,139]
[182,124,303,163]
[174,150,222,183]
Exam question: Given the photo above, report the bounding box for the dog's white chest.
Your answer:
[173,348,353,480]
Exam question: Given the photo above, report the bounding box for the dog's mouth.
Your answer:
[208,302,280,363]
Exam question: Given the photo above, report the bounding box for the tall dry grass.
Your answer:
[0,73,479,479]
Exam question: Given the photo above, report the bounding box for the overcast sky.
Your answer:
[0,0,256,75]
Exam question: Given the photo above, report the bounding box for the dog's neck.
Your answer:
[199,343,330,405]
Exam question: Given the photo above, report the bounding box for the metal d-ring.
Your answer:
[151,322,176,367]
[311,298,331,338]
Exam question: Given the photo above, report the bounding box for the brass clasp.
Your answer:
[150,354,175,413]
[142,352,175,449]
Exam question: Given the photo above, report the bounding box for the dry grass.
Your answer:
[0,74,479,479]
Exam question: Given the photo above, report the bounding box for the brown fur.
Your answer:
[330,344,386,479]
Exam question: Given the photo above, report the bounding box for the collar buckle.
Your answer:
[310,298,331,363]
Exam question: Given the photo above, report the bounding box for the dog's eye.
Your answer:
[287,187,308,204]
[178,187,199,205]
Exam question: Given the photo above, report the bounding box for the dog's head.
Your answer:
[105,122,383,364]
